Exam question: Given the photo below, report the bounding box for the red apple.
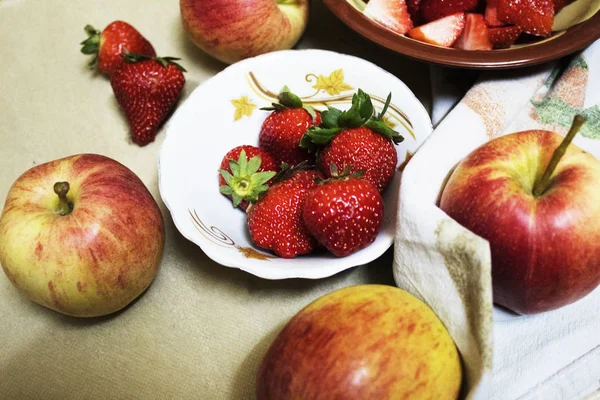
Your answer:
[180,0,310,64]
[257,285,462,399]
[439,116,600,314]
[0,154,165,317]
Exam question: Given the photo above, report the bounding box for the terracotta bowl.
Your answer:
[323,0,600,69]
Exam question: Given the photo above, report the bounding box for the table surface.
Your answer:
[2,1,598,399]
[0,0,431,398]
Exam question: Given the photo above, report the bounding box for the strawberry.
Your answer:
[485,0,505,27]
[454,13,493,50]
[259,88,321,166]
[110,53,186,146]
[303,166,384,257]
[247,169,323,258]
[497,0,554,37]
[301,90,403,193]
[80,21,156,75]
[364,0,414,35]
[420,0,478,23]
[408,12,466,47]
[489,25,522,48]
[218,146,279,211]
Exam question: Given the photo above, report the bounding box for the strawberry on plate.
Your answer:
[497,0,554,37]
[303,166,384,257]
[364,0,414,34]
[247,168,322,259]
[259,88,321,166]
[111,53,186,146]
[408,13,466,47]
[301,89,403,193]
[420,0,478,23]
[218,146,279,210]
[80,21,156,75]
[489,26,522,48]
[454,13,493,50]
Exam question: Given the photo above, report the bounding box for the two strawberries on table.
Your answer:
[365,0,571,50]
[81,21,185,146]
[219,88,404,259]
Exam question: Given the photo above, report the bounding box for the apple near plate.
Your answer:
[158,49,432,280]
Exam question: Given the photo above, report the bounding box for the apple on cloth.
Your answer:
[0,154,165,317]
[394,41,600,399]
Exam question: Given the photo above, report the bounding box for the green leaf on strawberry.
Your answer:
[219,150,276,208]
[260,87,316,120]
[300,88,403,150]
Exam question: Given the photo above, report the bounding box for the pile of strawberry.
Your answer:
[364,0,573,50]
[218,89,404,258]
[81,21,186,146]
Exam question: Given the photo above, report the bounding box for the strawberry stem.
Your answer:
[533,115,586,197]
[80,24,102,69]
[53,182,73,216]
[219,150,276,208]
[122,52,187,72]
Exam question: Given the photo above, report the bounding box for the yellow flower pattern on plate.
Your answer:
[311,69,353,96]
[231,96,256,121]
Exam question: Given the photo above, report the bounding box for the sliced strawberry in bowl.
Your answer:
[454,13,493,50]
[407,0,424,25]
[408,12,466,47]
[497,0,554,37]
[484,0,505,27]
[420,0,478,23]
[364,0,414,34]
[489,25,523,49]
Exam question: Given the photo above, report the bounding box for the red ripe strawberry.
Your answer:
[420,0,478,23]
[454,13,493,50]
[80,21,156,75]
[497,0,554,37]
[407,0,425,24]
[110,53,186,146]
[303,168,384,257]
[408,12,466,47]
[485,0,505,27]
[247,169,323,258]
[259,88,321,166]
[489,26,522,48]
[364,0,414,35]
[218,146,279,211]
[301,90,403,193]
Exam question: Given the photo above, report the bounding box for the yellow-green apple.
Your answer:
[440,116,600,314]
[180,0,309,65]
[257,285,462,399]
[0,154,165,317]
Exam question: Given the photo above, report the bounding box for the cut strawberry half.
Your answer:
[497,0,554,37]
[489,26,522,48]
[364,0,414,35]
[420,0,478,23]
[408,13,466,47]
[484,0,505,27]
[454,13,493,50]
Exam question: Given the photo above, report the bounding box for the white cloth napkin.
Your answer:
[394,41,600,399]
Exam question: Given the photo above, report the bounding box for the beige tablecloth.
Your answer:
[0,1,431,398]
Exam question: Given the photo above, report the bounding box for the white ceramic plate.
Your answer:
[159,49,432,280]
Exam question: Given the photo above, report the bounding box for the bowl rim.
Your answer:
[323,0,600,70]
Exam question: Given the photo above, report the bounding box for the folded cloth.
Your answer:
[394,40,600,400]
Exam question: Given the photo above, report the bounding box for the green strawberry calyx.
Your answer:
[122,52,187,72]
[272,160,314,184]
[80,24,102,69]
[300,89,403,152]
[315,164,365,185]
[219,150,277,208]
[260,86,317,120]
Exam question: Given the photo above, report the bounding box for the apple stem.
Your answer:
[533,115,586,197]
[54,181,73,216]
